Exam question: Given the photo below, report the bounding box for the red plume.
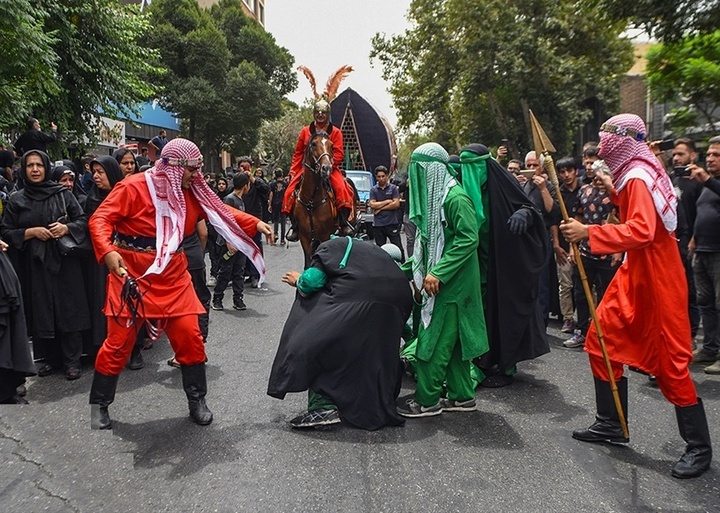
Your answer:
[297,65,320,100]
[324,65,354,101]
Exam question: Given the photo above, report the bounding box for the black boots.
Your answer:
[573,376,629,444]
[285,214,299,242]
[180,363,213,426]
[337,207,354,236]
[127,344,144,370]
[672,399,712,478]
[89,371,119,430]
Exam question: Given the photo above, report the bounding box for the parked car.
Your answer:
[345,170,375,239]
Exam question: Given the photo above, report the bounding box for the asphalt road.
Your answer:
[1,240,720,513]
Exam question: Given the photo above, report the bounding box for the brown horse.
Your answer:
[294,131,338,268]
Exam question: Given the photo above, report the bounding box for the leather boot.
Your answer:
[573,376,629,444]
[180,363,213,426]
[285,213,299,242]
[672,399,712,478]
[89,371,119,430]
[127,344,144,370]
[337,207,354,236]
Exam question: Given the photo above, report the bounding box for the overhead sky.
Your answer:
[265,0,413,128]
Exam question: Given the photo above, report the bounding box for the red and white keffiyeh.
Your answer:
[143,138,265,281]
[598,113,677,232]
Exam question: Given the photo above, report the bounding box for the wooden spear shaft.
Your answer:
[544,154,629,439]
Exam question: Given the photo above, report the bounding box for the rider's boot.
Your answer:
[285,213,299,242]
[338,207,354,236]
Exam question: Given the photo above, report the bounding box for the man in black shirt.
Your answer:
[268,169,287,244]
[237,157,269,288]
[552,157,581,334]
[688,136,720,374]
[522,151,560,328]
[13,118,57,155]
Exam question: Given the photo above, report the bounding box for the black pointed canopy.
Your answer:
[330,88,397,173]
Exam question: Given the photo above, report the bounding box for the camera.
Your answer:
[658,139,675,151]
[500,138,509,147]
[674,166,690,177]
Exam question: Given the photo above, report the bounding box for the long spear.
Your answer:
[528,110,629,439]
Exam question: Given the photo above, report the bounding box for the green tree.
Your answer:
[0,0,58,132]
[146,0,296,169]
[646,31,720,134]
[34,0,159,151]
[257,103,309,172]
[371,0,634,155]
[591,0,720,43]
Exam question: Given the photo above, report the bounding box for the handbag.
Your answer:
[56,193,93,257]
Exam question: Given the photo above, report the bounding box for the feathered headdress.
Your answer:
[298,64,354,101]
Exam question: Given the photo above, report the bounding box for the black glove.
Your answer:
[507,208,531,235]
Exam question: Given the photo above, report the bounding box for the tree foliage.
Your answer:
[646,30,720,134]
[0,0,59,131]
[590,0,720,43]
[146,0,297,170]
[1,0,158,149]
[256,103,309,172]
[371,0,634,155]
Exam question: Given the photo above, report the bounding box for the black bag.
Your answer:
[56,193,92,257]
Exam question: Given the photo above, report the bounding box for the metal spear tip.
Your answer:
[528,110,557,155]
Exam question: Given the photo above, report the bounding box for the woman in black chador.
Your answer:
[0,240,35,403]
[84,156,124,353]
[0,150,91,380]
[268,237,413,430]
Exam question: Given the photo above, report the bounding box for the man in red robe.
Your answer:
[89,138,272,430]
[282,100,354,241]
[561,114,711,479]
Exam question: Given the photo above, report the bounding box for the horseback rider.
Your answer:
[283,100,354,241]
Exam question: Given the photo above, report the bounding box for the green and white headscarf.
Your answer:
[407,142,455,328]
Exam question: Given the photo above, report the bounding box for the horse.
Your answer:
[293,130,338,268]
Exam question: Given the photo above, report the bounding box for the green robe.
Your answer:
[402,185,488,363]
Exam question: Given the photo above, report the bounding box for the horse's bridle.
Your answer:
[297,135,334,247]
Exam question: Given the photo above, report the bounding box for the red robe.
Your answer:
[90,173,259,319]
[585,179,692,376]
[282,123,353,214]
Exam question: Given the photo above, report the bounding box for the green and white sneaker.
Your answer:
[439,398,476,412]
[397,398,442,418]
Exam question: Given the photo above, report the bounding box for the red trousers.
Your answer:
[95,315,205,376]
[282,169,353,215]
[589,354,697,407]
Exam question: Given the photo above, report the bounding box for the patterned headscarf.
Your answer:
[407,142,455,328]
[598,113,677,232]
[144,138,265,281]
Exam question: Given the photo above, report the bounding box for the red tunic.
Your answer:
[584,179,692,375]
[90,173,259,319]
[282,123,353,213]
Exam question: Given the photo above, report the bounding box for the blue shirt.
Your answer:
[370,183,399,227]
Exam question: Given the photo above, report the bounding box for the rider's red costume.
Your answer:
[281,123,353,215]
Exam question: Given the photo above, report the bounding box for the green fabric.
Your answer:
[457,152,490,230]
[413,186,488,363]
[470,363,517,388]
[448,161,461,178]
[400,338,418,379]
[460,150,491,291]
[308,390,337,411]
[406,143,455,330]
[414,304,475,406]
[338,235,353,268]
[296,267,328,295]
